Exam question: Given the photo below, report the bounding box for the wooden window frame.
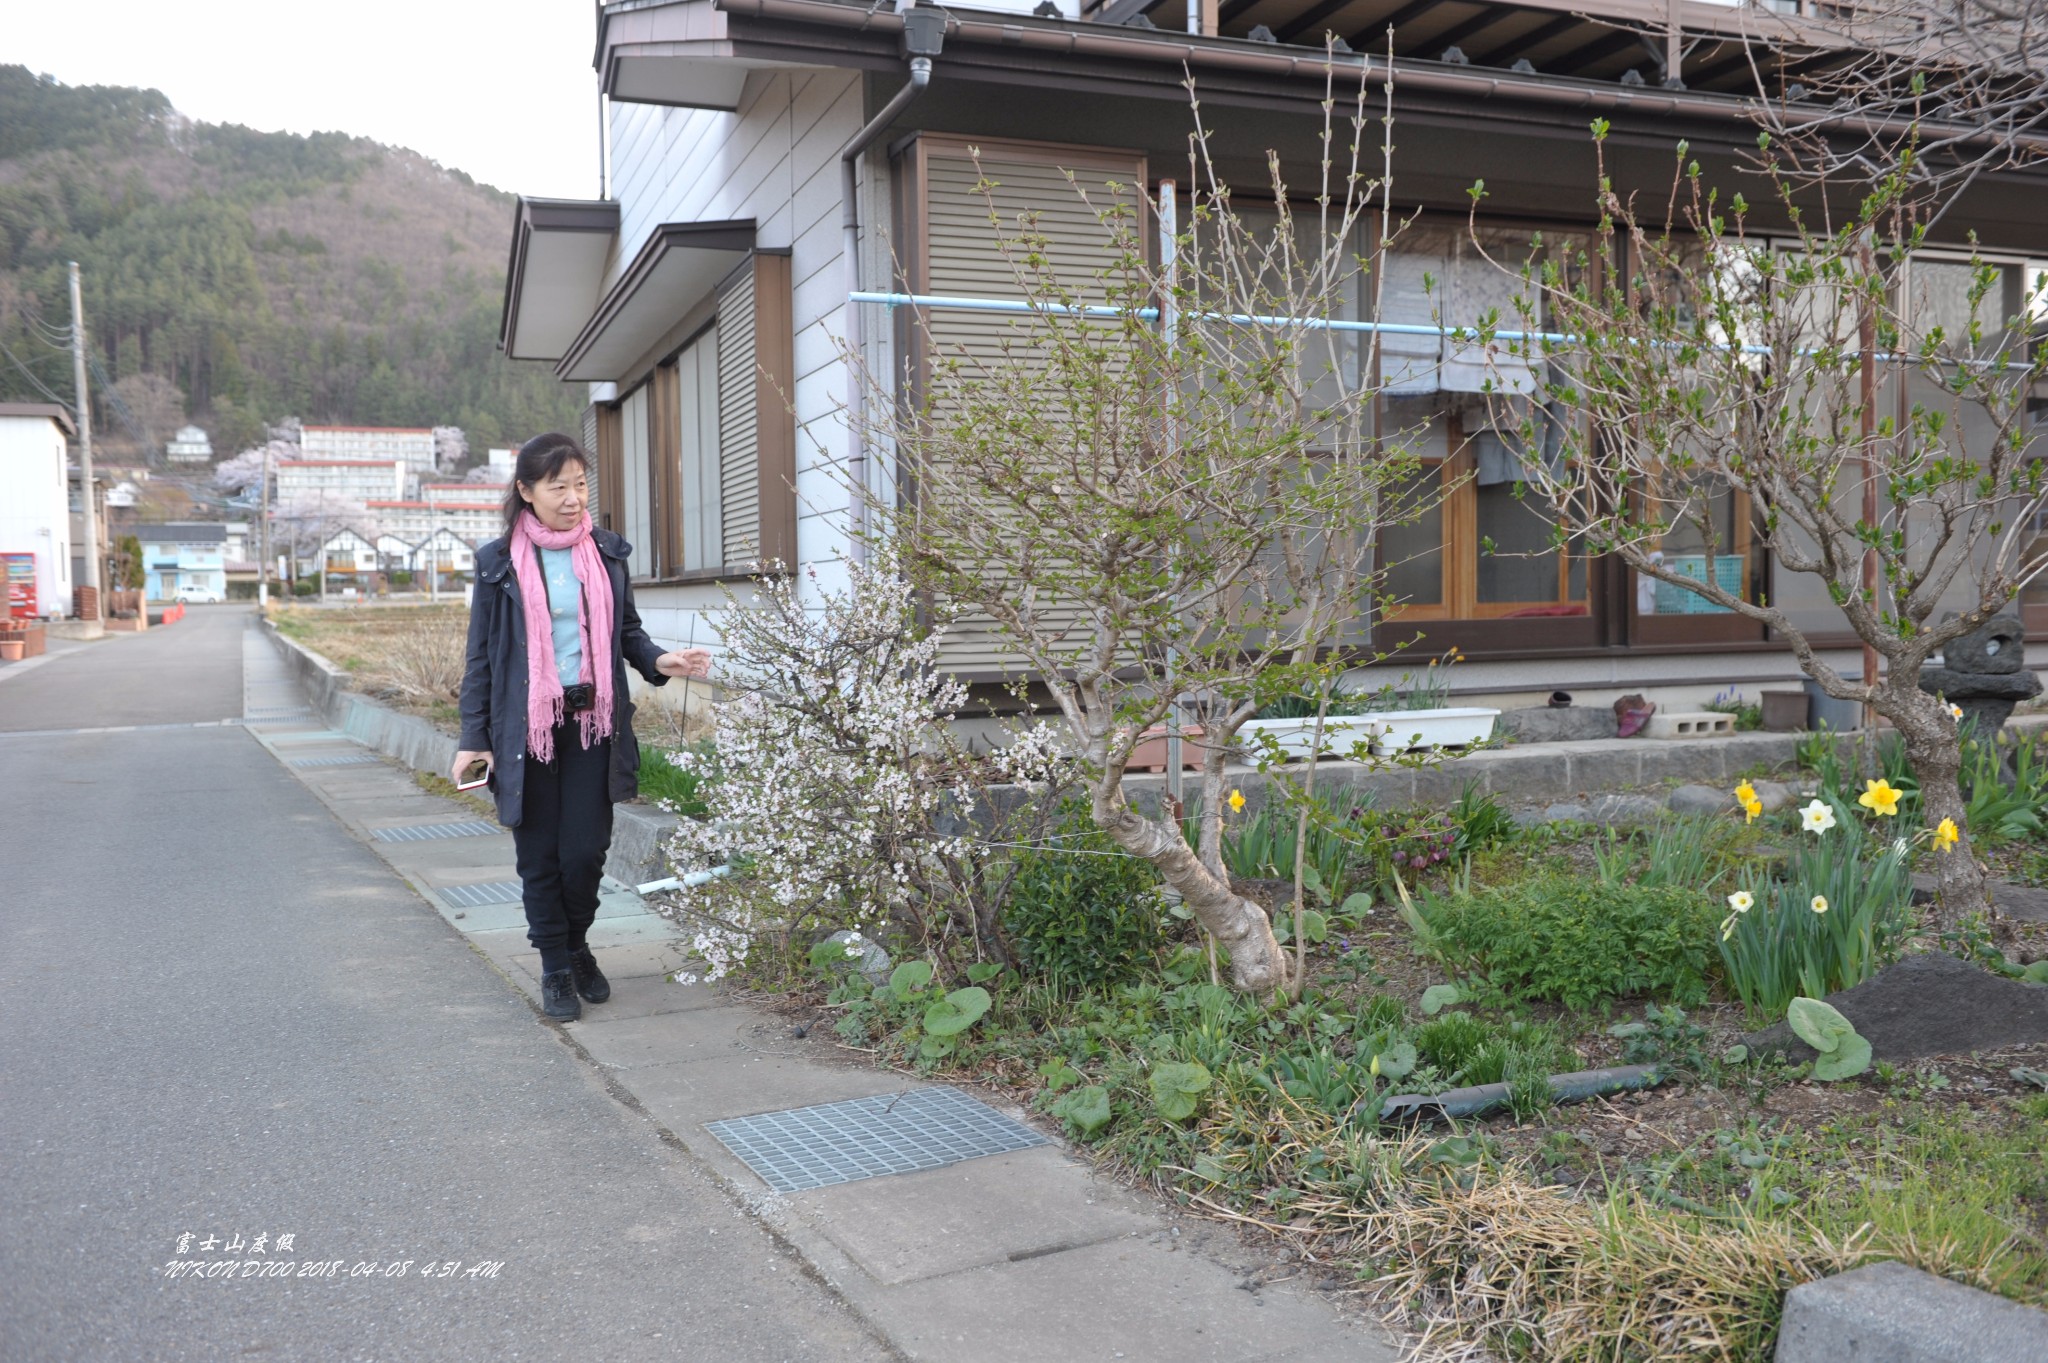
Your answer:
[591,250,795,587]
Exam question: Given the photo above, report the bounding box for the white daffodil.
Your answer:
[1727,890,1754,913]
[1799,799,1837,836]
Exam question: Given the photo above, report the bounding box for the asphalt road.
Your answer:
[0,607,887,1362]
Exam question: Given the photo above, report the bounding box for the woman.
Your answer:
[454,433,710,1022]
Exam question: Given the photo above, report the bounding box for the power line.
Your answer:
[0,337,68,405]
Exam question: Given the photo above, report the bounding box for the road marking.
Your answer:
[0,719,244,740]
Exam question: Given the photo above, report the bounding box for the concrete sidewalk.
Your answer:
[242,634,1402,1363]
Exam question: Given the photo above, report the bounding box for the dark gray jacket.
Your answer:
[458,527,669,827]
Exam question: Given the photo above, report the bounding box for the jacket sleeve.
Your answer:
[458,582,495,749]
[619,572,671,687]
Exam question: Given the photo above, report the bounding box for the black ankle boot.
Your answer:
[540,968,581,1021]
[569,948,611,1004]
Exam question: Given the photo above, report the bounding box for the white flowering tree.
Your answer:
[1469,125,2047,924]
[857,68,1429,995]
[659,550,1070,984]
[213,439,292,495]
[432,425,468,474]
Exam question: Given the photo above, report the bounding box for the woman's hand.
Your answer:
[655,649,712,680]
[451,750,493,786]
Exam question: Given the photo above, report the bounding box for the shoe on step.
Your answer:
[540,968,581,1021]
[569,948,611,1004]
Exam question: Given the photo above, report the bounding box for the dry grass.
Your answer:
[271,605,468,726]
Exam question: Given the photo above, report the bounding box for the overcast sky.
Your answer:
[5,1,599,198]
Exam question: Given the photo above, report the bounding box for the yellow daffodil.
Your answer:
[1934,817,1959,853]
[1228,789,1246,813]
[1810,895,1829,915]
[1734,781,1757,807]
[1799,799,1837,836]
[1858,778,1903,818]
[1727,890,1754,913]
[1743,797,1763,824]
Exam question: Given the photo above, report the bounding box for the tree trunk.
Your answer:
[1874,683,1992,930]
[1090,782,1287,993]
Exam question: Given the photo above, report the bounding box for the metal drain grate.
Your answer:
[706,1087,1048,1192]
[289,753,379,768]
[436,881,525,908]
[372,821,502,843]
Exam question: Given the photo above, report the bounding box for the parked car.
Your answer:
[174,584,223,604]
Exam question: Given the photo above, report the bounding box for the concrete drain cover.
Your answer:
[436,881,524,908]
[706,1087,1048,1192]
[290,753,379,768]
[246,706,312,718]
[372,821,502,843]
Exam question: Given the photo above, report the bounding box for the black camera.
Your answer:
[563,682,596,713]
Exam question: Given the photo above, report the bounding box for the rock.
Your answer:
[1751,779,1799,813]
[1668,784,1734,816]
[1775,1259,2048,1363]
[1910,875,2048,924]
[1542,802,1593,824]
[1498,706,1615,743]
[827,930,892,986]
[1742,952,2048,1064]
[1586,793,1663,826]
[1940,613,2028,675]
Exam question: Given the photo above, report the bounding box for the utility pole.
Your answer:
[257,446,272,607]
[68,262,102,620]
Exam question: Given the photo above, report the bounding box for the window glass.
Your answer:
[675,327,722,573]
[620,383,651,578]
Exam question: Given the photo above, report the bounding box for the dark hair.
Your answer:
[503,432,590,535]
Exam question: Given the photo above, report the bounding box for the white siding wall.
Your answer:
[0,416,74,618]
[603,69,866,664]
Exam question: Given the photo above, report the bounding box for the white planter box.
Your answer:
[1235,707,1499,761]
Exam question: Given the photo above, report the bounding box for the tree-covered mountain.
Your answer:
[0,66,580,459]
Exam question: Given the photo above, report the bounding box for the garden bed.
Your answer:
[665,730,2048,1361]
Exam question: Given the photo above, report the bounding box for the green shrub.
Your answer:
[1004,809,1163,989]
[1419,875,1720,1010]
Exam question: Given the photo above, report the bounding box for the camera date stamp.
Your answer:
[158,1232,503,1282]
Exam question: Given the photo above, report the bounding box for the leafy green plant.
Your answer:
[1415,875,1720,1010]
[1003,806,1163,989]
[920,985,992,1060]
[1703,687,1763,731]
[1219,787,1368,900]
[1148,1061,1213,1121]
[1718,807,1912,1013]
[1608,1004,1713,1075]
[1595,816,1742,892]
[1787,996,1872,1081]
[1052,1084,1113,1137]
[638,742,717,817]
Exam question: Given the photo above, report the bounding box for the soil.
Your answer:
[1742,952,2048,1063]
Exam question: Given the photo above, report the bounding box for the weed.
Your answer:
[1004,806,1164,989]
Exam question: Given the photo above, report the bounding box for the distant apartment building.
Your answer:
[274,459,409,505]
[133,522,226,602]
[300,426,436,477]
[165,425,213,464]
[363,499,501,546]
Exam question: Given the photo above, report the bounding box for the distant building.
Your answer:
[274,459,409,505]
[363,499,500,546]
[0,403,77,618]
[488,447,515,475]
[165,425,213,464]
[301,426,436,477]
[132,522,226,602]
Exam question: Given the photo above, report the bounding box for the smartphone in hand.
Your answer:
[456,758,491,791]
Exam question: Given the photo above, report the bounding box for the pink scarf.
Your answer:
[509,509,614,765]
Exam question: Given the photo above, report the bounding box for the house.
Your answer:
[411,526,478,590]
[308,527,380,591]
[165,425,213,464]
[301,426,437,477]
[0,403,77,619]
[498,0,2048,713]
[274,459,411,506]
[132,523,226,602]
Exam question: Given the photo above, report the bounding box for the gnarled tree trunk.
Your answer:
[1872,681,1992,931]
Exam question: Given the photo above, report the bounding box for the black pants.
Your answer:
[513,722,614,976]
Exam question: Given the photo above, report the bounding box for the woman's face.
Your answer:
[519,460,588,533]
